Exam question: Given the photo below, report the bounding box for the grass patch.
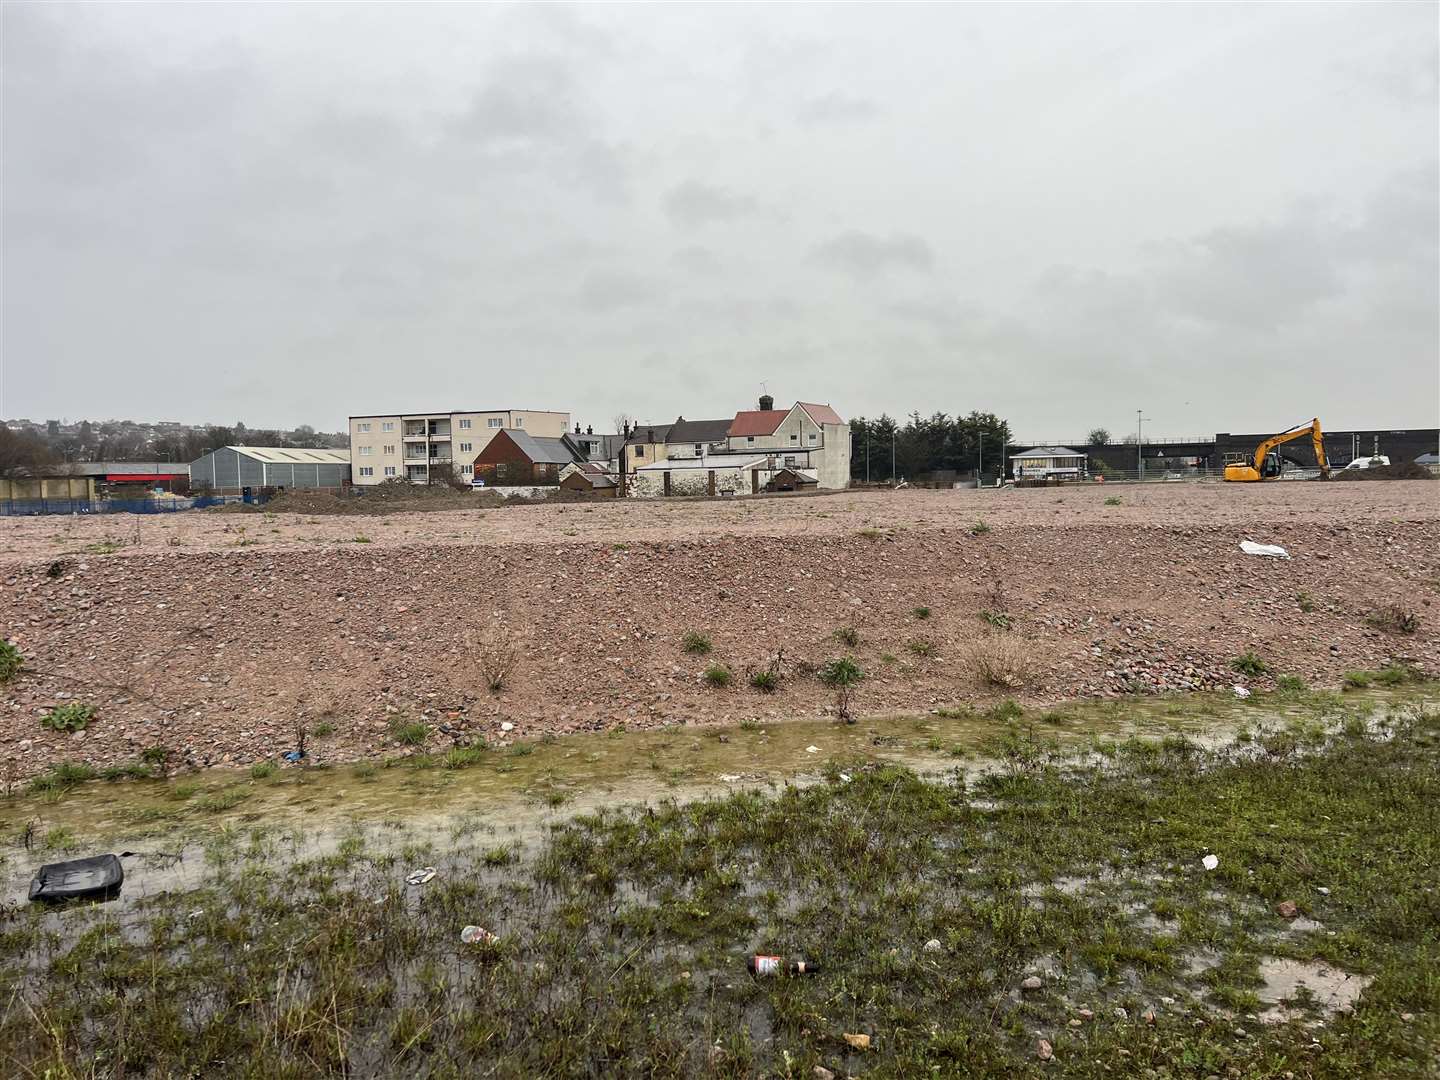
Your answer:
[41,703,95,733]
[701,663,732,688]
[978,610,1012,630]
[833,626,861,647]
[970,519,991,535]
[906,637,937,658]
[1230,651,1269,677]
[249,762,278,780]
[0,640,21,683]
[312,722,336,737]
[1275,674,1307,693]
[1103,496,1122,506]
[911,605,931,620]
[748,669,779,694]
[5,698,1436,1076]
[681,632,713,656]
[1365,604,1420,635]
[1296,590,1315,613]
[390,721,429,747]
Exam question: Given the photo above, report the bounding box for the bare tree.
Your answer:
[611,412,635,437]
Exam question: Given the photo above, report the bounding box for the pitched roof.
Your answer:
[624,423,673,446]
[226,446,350,464]
[729,410,786,437]
[796,402,845,426]
[501,429,585,465]
[1009,446,1086,458]
[668,417,733,444]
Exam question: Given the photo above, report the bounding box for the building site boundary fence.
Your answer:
[0,495,254,517]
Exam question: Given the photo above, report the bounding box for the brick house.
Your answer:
[471,429,585,486]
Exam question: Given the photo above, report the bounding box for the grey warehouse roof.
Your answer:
[505,430,584,465]
[221,446,351,464]
[1010,446,1086,458]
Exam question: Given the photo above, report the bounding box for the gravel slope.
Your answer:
[2,482,1436,776]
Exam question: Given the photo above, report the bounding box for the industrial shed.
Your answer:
[189,447,350,494]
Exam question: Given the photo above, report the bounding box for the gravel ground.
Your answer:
[2,482,1436,777]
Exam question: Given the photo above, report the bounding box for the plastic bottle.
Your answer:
[747,954,818,976]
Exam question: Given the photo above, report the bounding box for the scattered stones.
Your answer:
[1021,976,1044,992]
[842,1032,871,1051]
[1036,1038,1054,1061]
[922,938,943,953]
[1276,900,1299,918]
[813,1068,835,1080]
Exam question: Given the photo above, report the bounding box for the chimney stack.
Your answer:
[586,424,593,435]
[758,394,774,412]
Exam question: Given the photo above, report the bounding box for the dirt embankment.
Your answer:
[1,483,1436,778]
[1333,462,1436,481]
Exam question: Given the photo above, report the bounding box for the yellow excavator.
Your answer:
[1223,418,1331,482]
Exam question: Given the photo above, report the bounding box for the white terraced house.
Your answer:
[347,409,570,486]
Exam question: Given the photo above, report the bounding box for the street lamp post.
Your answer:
[1136,410,1151,480]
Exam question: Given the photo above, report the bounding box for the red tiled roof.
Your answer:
[797,402,844,426]
[729,409,786,437]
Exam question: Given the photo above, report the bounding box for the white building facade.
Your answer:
[347,409,569,486]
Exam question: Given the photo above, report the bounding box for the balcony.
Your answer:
[403,425,427,438]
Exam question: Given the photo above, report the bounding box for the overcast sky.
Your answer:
[3,3,1436,438]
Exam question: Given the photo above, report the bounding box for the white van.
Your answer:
[1343,455,1390,471]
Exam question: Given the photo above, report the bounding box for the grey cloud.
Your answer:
[452,56,586,145]
[1,4,1434,433]
[797,93,879,125]
[671,246,723,276]
[578,270,657,312]
[664,181,759,228]
[811,231,935,278]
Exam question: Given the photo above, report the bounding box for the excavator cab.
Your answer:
[1260,452,1282,479]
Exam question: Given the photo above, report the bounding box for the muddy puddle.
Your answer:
[2,687,1431,909]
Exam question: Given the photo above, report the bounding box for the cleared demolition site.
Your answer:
[2,481,1437,1077]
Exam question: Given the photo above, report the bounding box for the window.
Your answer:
[790,433,798,442]
[383,445,395,455]
[747,435,755,444]
[459,418,472,429]
[459,442,472,452]
[357,422,371,433]
[358,445,372,456]
[462,464,472,474]
[633,445,644,459]
[514,416,523,426]
[381,421,394,432]
[488,418,503,428]
[784,456,797,466]
[383,466,396,477]
[359,466,374,477]
[808,433,818,443]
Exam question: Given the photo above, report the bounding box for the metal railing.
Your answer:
[1013,435,1217,449]
[0,495,248,516]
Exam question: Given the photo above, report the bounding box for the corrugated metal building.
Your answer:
[189,446,351,493]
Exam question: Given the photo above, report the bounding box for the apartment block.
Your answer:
[347,409,570,486]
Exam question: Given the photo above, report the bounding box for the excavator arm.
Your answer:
[1225,418,1330,482]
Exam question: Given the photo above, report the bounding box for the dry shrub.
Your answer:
[962,633,1030,689]
[472,631,518,693]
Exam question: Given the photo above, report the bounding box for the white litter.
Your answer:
[1202,854,1219,871]
[1233,685,1252,699]
[838,772,853,783]
[405,866,437,886]
[1240,541,1290,559]
[500,721,515,732]
[805,745,820,754]
[718,773,742,783]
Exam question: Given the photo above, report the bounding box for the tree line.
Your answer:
[849,411,1012,482]
[0,422,346,478]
